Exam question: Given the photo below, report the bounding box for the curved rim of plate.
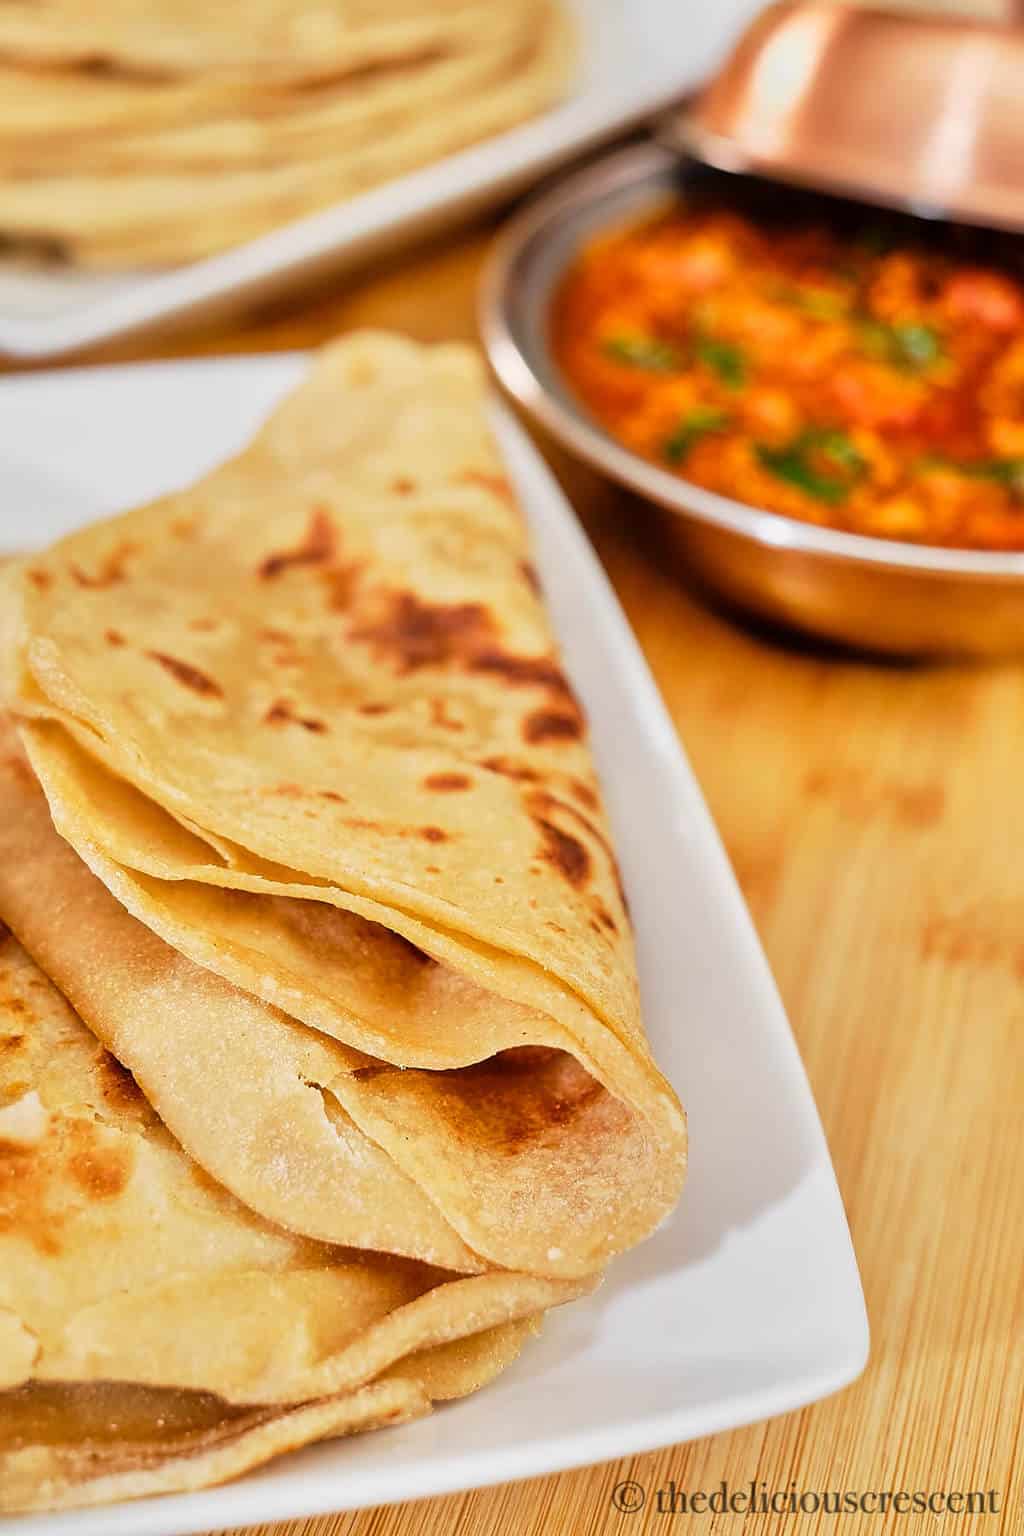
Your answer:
[480,142,1024,583]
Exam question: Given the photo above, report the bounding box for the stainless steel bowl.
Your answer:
[481,143,1024,658]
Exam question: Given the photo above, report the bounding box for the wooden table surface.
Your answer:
[18,214,1023,1535]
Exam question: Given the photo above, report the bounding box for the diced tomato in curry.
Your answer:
[552,198,1024,549]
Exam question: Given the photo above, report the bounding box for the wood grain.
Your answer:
[10,211,1023,1536]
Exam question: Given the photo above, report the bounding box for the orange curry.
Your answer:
[553,193,1024,549]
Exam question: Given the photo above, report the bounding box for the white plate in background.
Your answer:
[0,355,868,1536]
[0,0,763,360]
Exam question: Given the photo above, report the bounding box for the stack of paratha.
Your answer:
[0,333,686,1512]
[0,0,572,267]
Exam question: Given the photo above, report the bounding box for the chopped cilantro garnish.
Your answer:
[664,406,731,465]
[894,323,942,369]
[858,319,943,372]
[918,455,1024,499]
[757,428,866,503]
[602,334,680,371]
[694,336,747,390]
[957,457,1024,499]
[814,429,867,474]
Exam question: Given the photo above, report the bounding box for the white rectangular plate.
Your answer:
[0,355,868,1535]
[0,0,764,360]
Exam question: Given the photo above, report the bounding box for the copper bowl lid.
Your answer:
[666,0,1024,233]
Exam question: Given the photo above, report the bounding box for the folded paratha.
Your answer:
[0,921,582,1512]
[3,335,687,1285]
[0,717,657,1279]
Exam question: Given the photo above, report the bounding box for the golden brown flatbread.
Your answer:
[3,335,686,1282]
[0,719,672,1279]
[0,0,573,265]
[0,919,580,1511]
[0,0,540,83]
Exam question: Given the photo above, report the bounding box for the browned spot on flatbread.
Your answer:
[527,790,629,915]
[263,699,327,734]
[593,901,618,935]
[1,1034,25,1054]
[320,562,363,612]
[534,817,590,888]
[446,1049,603,1154]
[392,477,416,495]
[189,616,220,633]
[258,508,336,580]
[258,627,292,645]
[318,790,347,803]
[69,541,138,589]
[423,773,472,792]
[103,628,125,647]
[0,1145,62,1254]
[68,1141,133,1201]
[146,651,222,698]
[264,782,305,798]
[478,756,539,783]
[429,698,463,732]
[470,650,576,701]
[349,594,497,674]
[25,568,52,590]
[0,1119,132,1256]
[570,778,599,812]
[359,702,391,717]
[171,517,199,540]
[522,709,583,745]
[347,596,579,743]
[341,817,450,844]
[458,469,517,507]
[520,560,541,596]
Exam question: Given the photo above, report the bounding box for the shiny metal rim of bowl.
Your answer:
[480,143,1024,656]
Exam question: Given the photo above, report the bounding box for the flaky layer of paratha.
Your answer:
[0,924,583,1426]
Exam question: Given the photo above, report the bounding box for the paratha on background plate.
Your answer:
[0,0,573,265]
